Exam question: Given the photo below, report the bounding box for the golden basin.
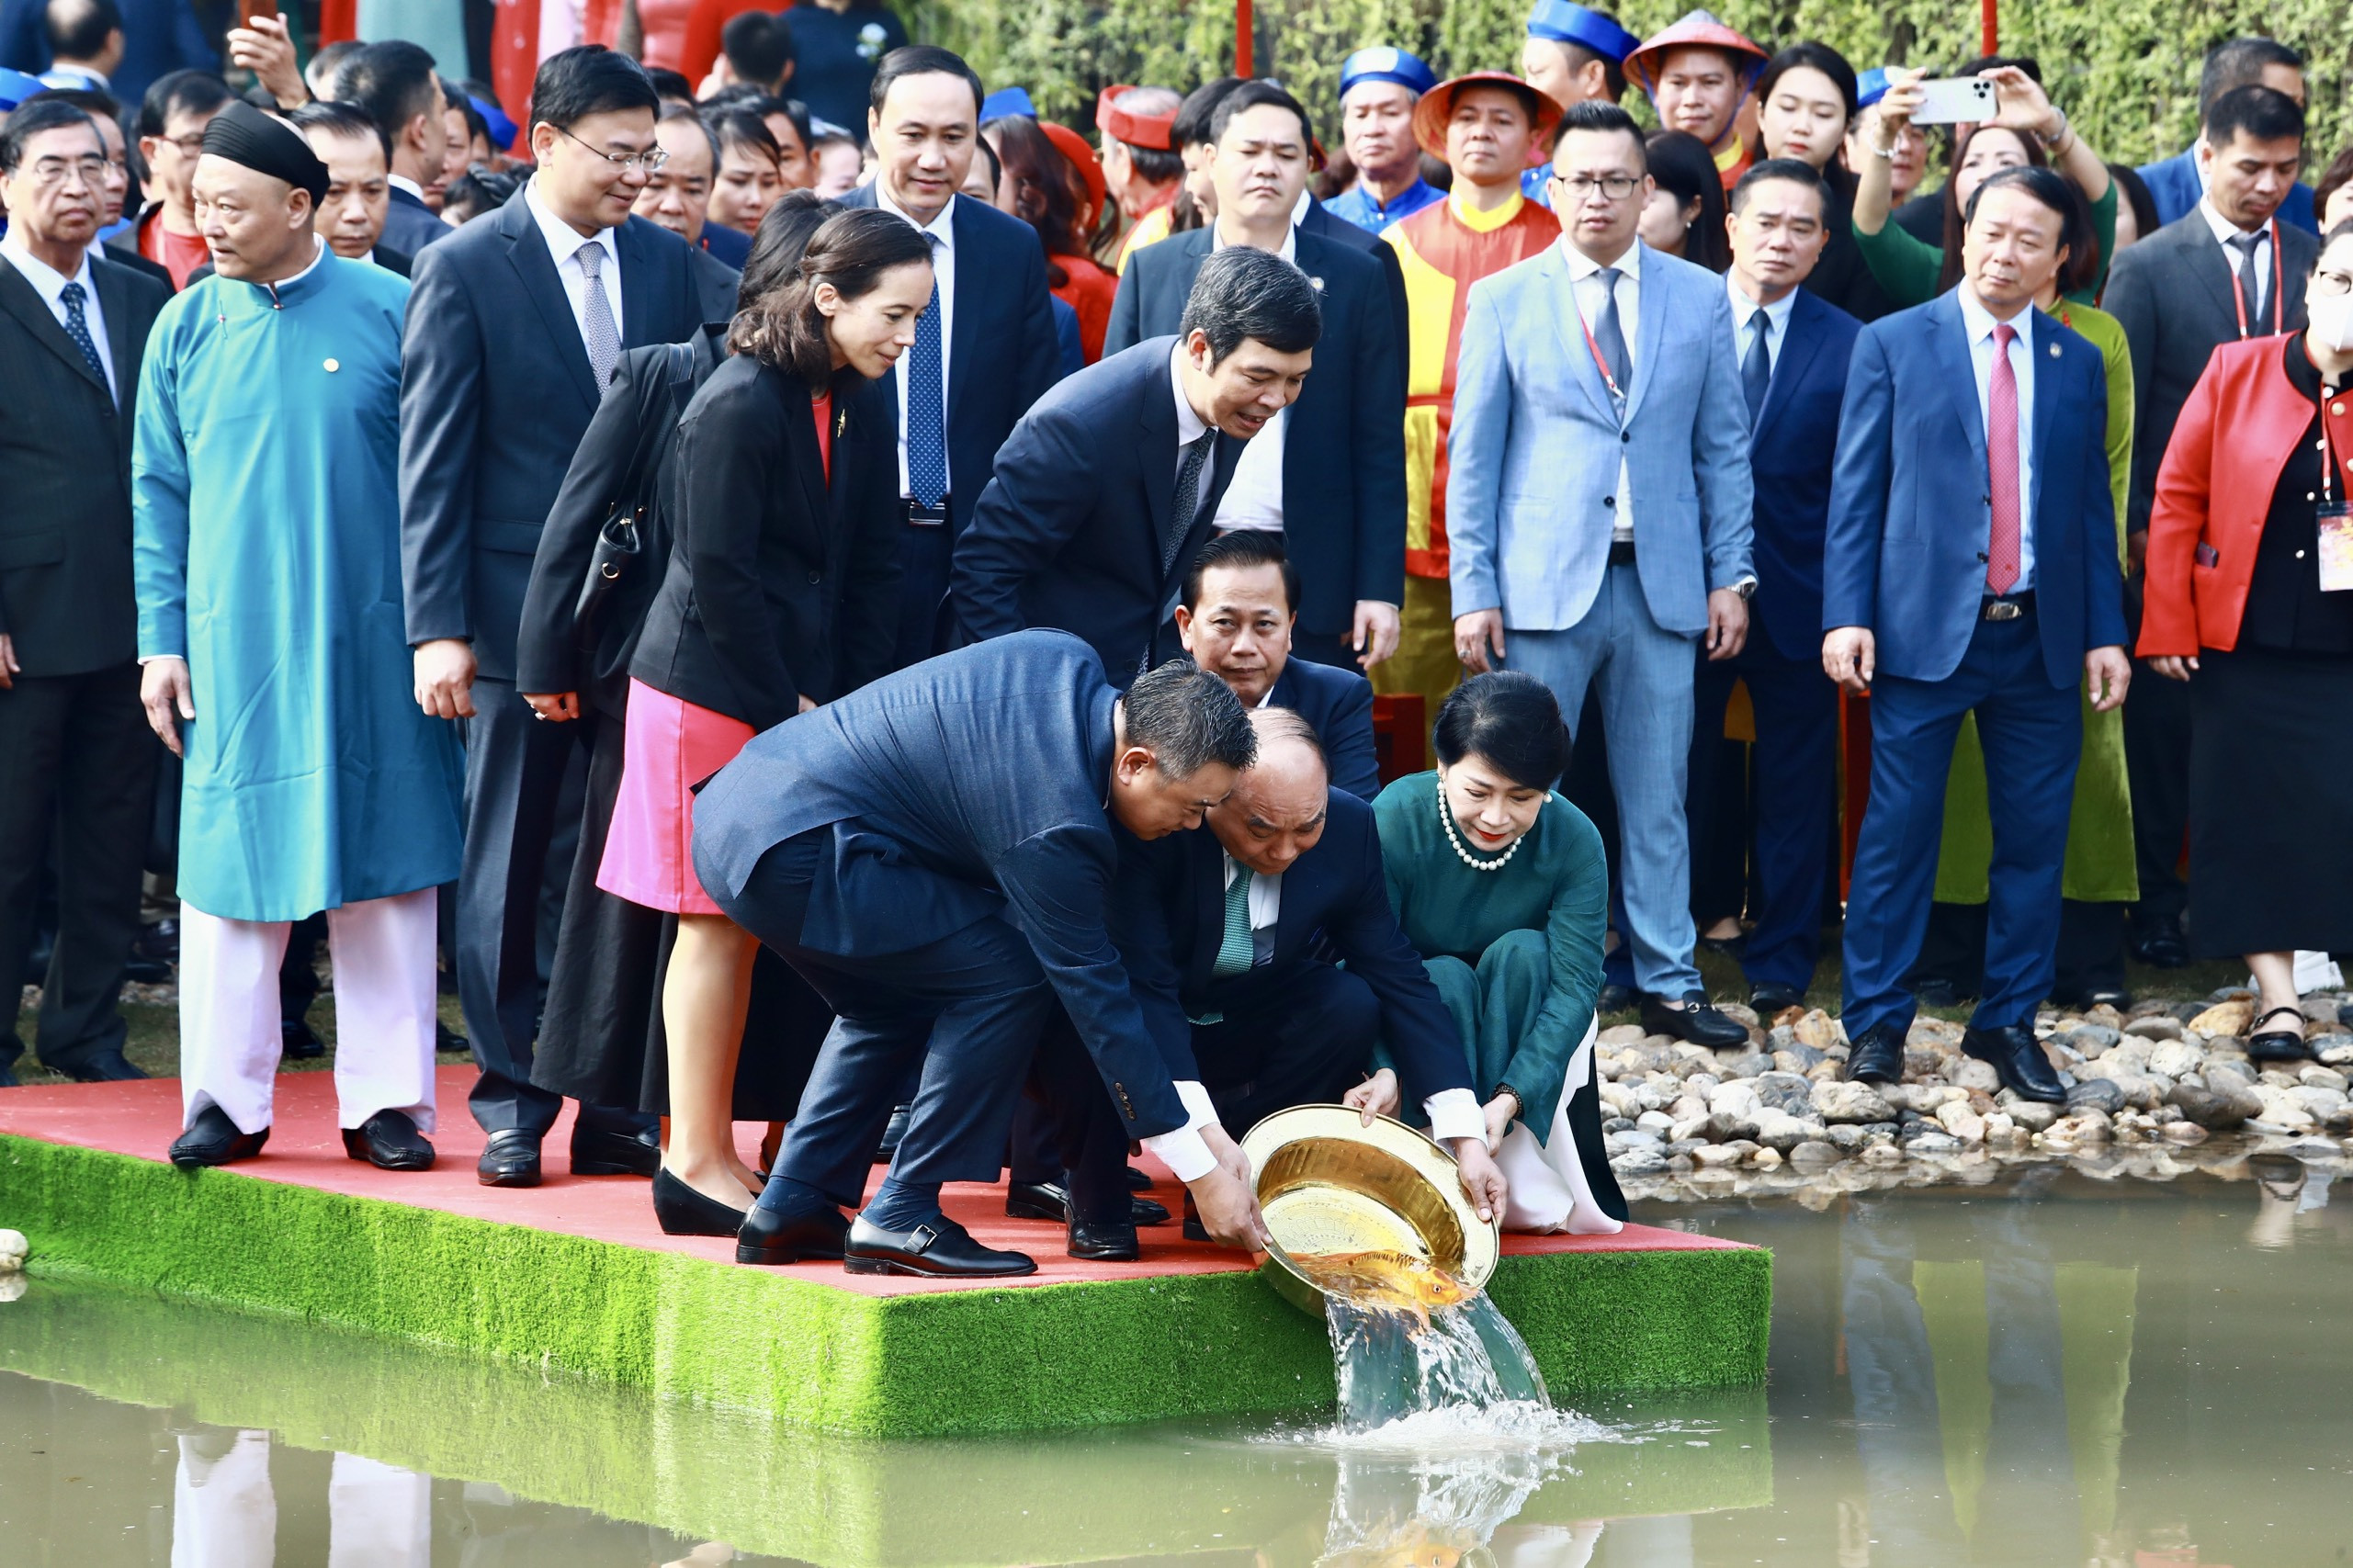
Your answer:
[1239,1105,1500,1318]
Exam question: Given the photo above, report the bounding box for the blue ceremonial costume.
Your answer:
[133,250,462,923]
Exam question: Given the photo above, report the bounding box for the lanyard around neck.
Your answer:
[2229,218,2285,340]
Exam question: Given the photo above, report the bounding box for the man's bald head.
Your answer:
[1212,709,1330,876]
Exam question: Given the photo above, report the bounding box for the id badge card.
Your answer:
[2319,501,2353,593]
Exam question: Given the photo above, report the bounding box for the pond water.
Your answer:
[5,1162,2352,1565]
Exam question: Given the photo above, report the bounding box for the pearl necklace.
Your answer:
[1437,780,1523,873]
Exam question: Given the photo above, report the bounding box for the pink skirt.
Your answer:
[597,680,757,916]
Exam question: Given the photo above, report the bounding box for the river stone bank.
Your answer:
[1600,989,2353,1201]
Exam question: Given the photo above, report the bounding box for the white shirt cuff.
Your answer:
[1173,1078,1219,1134]
[1424,1087,1487,1146]
[1142,1125,1219,1183]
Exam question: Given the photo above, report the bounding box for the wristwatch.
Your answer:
[1733,575,1759,601]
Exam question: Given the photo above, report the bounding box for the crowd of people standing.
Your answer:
[1,0,2350,1279]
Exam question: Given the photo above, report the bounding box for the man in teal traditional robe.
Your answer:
[131,102,462,1172]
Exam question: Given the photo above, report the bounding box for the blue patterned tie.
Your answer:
[59,280,111,398]
[1742,312,1771,425]
[906,231,946,508]
[1211,867,1255,977]
[1591,266,1632,400]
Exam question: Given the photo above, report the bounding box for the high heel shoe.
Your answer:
[652,1168,751,1236]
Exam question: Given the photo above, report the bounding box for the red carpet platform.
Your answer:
[0,1066,1769,1433]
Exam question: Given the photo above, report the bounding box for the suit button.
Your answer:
[1620,431,1631,444]
[1978,551,1990,563]
[1603,495,1615,508]
[1114,1083,1136,1119]
[808,570,822,584]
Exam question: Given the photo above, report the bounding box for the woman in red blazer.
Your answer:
[2139,222,2353,1061]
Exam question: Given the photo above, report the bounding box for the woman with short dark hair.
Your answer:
[598,207,931,1233]
[1638,129,1730,272]
[1373,672,1626,1235]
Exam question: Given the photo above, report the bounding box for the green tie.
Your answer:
[1211,866,1255,977]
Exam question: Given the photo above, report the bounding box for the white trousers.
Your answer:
[171,1434,431,1568]
[1495,1021,1624,1236]
[178,888,440,1135]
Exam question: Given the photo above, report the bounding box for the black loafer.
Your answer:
[1006,1179,1171,1227]
[1069,1215,1139,1261]
[2128,914,2189,968]
[1596,983,1635,1014]
[435,1021,469,1055]
[1912,976,1968,1009]
[60,1050,148,1083]
[1639,990,1750,1049]
[476,1128,542,1188]
[571,1122,661,1177]
[652,1168,750,1235]
[1125,1165,1153,1192]
[1844,1021,1906,1085]
[1748,982,1806,1016]
[342,1109,435,1171]
[1963,1024,2065,1103]
[843,1214,1036,1278]
[170,1104,268,1168]
[282,1019,326,1061]
[736,1201,851,1265]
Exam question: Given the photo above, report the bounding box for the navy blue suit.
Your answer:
[1265,656,1379,802]
[1824,293,2127,1038]
[1103,230,1406,662]
[2135,149,2318,236]
[0,0,214,102]
[837,186,1062,666]
[952,337,1243,683]
[381,186,448,257]
[694,630,1194,1199]
[1730,288,1860,993]
[399,190,711,1136]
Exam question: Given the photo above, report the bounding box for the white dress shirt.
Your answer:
[1206,223,1296,532]
[1956,286,2038,591]
[38,62,107,91]
[2199,196,2275,325]
[875,183,957,500]
[1,231,117,400]
[1725,274,1797,386]
[1559,238,1641,544]
[524,176,625,348]
[1168,345,1222,526]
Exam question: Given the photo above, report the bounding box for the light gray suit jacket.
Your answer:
[1446,240,1754,635]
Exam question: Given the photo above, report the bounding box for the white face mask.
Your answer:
[2312,291,2353,355]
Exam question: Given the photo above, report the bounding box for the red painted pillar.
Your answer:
[1236,0,1253,76]
[1981,0,1998,57]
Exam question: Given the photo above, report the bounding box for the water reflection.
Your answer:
[6,1163,2353,1564]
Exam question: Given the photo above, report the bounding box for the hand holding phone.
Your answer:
[1911,76,1996,125]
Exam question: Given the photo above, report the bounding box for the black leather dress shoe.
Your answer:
[476,1128,542,1188]
[342,1110,435,1171]
[843,1214,1036,1278]
[1005,1179,1171,1227]
[736,1201,851,1265]
[1639,990,1750,1049]
[571,1123,661,1177]
[435,1021,469,1055]
[1596,982,1635,1014]
[1069,1214,1139,1261]
[1748,982,1806,1016]
[1125,1165,1152,1191]
[1912,976,1968,1009]
[1843,1021,1906,1085]
[1963,1024,2065,1102]
[60,1050,148,1083]
[283,1019,326,1061]
[652,1168,751,1235]
[170,1105,268,1168]
[2128,913,2189,968]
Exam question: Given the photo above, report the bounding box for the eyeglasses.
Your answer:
[559,126,667,175]
[1551,173,1642,201]
[28,155,109,188]
[162,131,209,158]
[2313,269,2353,298]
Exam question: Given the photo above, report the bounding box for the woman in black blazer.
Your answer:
[598,207,933,1234]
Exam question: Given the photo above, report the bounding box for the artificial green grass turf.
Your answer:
[0,1280,1774,1564]
[0,1132,1768,1438]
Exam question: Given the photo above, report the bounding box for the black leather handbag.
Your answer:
[570,339,702,652]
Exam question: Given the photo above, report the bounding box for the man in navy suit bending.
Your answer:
[953,246,1318,683]
[1823,166,2131,1101]
[1715,160,1860,1015]
[1174,531,1382,801]
[400,46,714,1187]
[841,45,1063,668]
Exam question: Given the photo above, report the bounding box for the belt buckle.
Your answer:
[1984,600,2022,622]
[904,499,948,526]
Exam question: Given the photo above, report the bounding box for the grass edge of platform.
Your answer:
[0,1134,1768,1436]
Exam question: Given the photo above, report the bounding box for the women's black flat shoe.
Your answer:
[652,1168,752,1236]
[2247,1006,2315,1064]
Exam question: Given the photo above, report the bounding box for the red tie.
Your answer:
[1985,321,2021,596]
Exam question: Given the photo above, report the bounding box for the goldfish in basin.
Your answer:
[1287,1248,1470,1331]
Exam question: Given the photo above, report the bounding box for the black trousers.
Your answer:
[0,664,155,1074]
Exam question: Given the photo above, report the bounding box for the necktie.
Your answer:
[906,231,947,508]
[57,280,110,399]
[1741,311,1771,425]
[1985,321,2021,597]
[1211,866,1255,977]
[1166,429,1215,575]
[2228,231,2265,332]
[1590,266,1632,401]
[574,240,619,390]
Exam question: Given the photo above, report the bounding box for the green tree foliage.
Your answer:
[910,0,2347,175]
